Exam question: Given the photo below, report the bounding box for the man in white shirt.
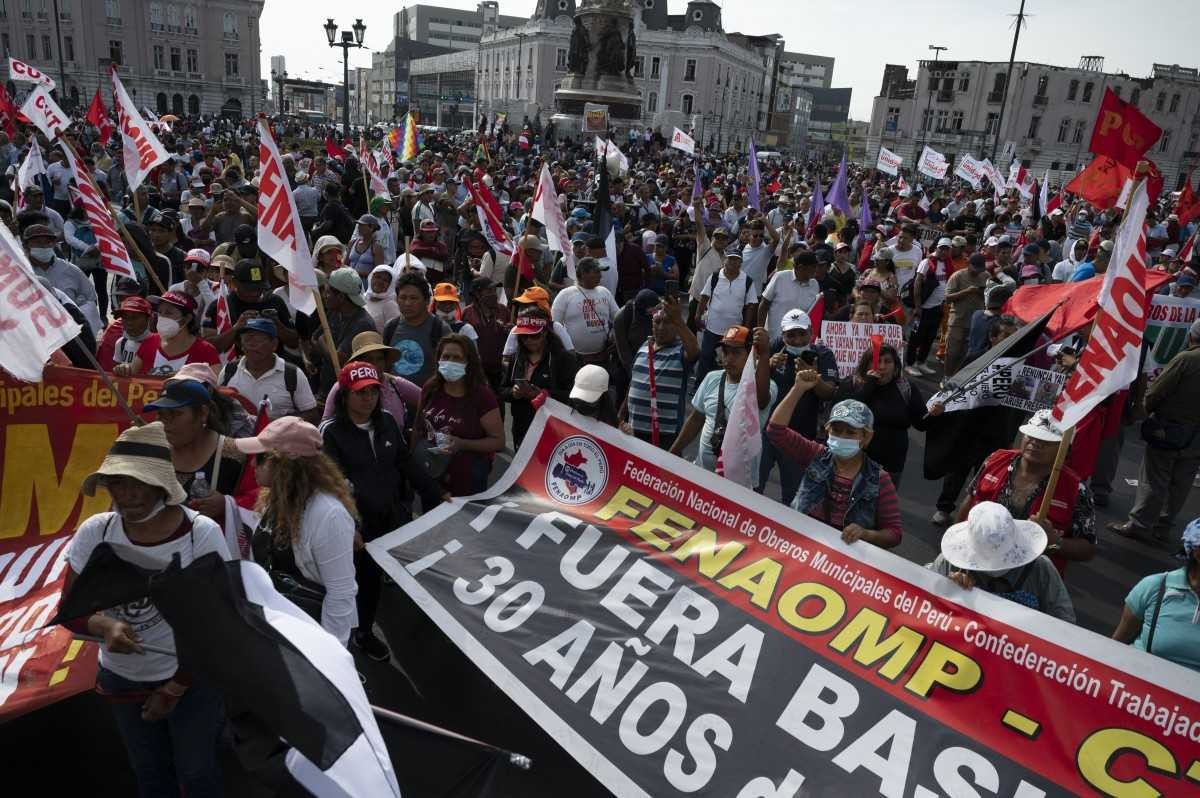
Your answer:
[759,251,821,338]
[219,318,318,421]
[551,257,620,363]
[905,238,954,376]
[740,219,775,290]
[696,249,758,380]
[722,194,748,237]
[45,150,74,217]
[886,224,924,291]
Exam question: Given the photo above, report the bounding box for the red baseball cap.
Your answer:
[114,296,152,318]
[513,316,548,336]
[338,362,381,392]
[149,291,197,314]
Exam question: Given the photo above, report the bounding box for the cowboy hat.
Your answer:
[941,501,1047,573]
[81,422,188,506]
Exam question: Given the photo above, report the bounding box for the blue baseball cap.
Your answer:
[238,317,278,338]
[570,207,591,220]
[145,379,211,411]
[829,399,874,429]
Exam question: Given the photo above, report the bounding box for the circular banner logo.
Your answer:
[545,436,608,505]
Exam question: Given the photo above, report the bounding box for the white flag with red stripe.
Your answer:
[719,349,762,489]
[15,136,46,211]
[1051,180,1151,430]
[531,164,572,278]
[111,68,170,192]
[466,179,514,255]
[359,137,388,195]
[0,222,80,382]
[257,118,317,315]
[60,141,137,279]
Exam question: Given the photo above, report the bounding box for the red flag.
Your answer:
[1045,190,1064,216]
[1175,173,1200,227]
[465,179,514,255]
[1180,232,1196,264]
[1065,156,1131,210]
[324,136,345,162]
[1004,269,1172,339]
[0,85,16,139]
[85,90,114,147]
[807,293,825,339]
[1089,88,1162,169]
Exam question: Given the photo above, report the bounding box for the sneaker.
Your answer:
[904,366,924,378]
[918,363,937,375]
[930,510,953,526]
[353,630,391,662]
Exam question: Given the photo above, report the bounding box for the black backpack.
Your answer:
[221,360,301,413]
[900,262,940,308]
[708,270,752,307]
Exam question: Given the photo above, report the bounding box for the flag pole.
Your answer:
[73,349,146,426]
[311,288,341,374]
[369,704,533,770]
[359,137,372,212]
[1031,425,1075,525]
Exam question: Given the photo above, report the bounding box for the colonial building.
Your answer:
[1,0,265,117]
[867,58,1200,188]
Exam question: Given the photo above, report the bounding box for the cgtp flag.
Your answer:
[111,68,170,192]
[719,349,762,488]
[0,222,81,382]
[670,127,695,156]
[19,86,69,141]
[1051,179,1151,431]
[257,119,317,315]
[8,56,55,90]
[747,140,762,212]
[875,146,902,176]
[953,154,986,190]
[917,146,948,180]
[532,163,572,280]
[1089,87,1161,170]
[60,142,137,279]
[358,136,388,195]
[85,89,115,148]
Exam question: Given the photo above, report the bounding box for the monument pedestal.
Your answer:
[553,0,641,137]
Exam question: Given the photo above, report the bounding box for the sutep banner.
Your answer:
[370,401,1200,798]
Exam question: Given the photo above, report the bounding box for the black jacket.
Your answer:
[314,200,355,244]
[320,410,442,539]
[837,375,928,474]
[500,346,577,447]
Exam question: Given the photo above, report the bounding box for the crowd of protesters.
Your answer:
[10,105,1200,792]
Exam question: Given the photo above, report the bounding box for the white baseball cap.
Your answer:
[570,364,610,403]
[1018,408,1065,442]
[936,237,953,248]
[781,308,812,332]
[941,501,1047,573]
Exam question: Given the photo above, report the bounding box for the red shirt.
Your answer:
[135,334,220,377]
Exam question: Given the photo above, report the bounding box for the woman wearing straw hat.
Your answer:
[929,501,1076,622]
[64,422,231,795]
[321,331,421,428]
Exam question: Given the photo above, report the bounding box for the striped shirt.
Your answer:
[765,423,903,543]
[627,340,687,437]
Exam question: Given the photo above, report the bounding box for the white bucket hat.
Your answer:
[941,501,1047,572]
[82,422,187,506]
[1018,409,1065,442]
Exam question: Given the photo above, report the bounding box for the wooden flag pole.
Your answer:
[1032,425,1076,525]
[311,288,341,374]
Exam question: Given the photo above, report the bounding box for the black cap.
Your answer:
[586,236,606,250]
[234,224,256,245]
[234,259,269,286]
[470,276,498,293]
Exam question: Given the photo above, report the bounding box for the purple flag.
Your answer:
[747,140,761,211]
[859,193,873,232]
[827,152,850,215]
[807,179,824,235]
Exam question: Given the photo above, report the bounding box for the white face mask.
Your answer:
[156,317,181,339]
[119,497,167,524]
[28,247,55,263]
[436,309,457,321]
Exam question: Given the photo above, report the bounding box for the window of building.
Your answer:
[1156,92,1165,111]
[2,34,10,56]
[186,48,197,72]
[170,46,180,71]
[1160,130,1172,153]
[1028,115,1041,139]
[109,39,122,64]
[555,48,566,70]
[633,56,644,78]
[171,93,183,114]
[153,44,164,69]
[184,4,195,31]
[223,12,236,36]
[681,93,693,114]
[156,92,167,113]
[63,35,72,61]
[167,4,179,29]
[922,108,933,132]
[25,33,34,59]
[1170,93,1181,112]
[1036,75,1048,96]
[935,109,949,130]
[1057,117,1070,143]
[958,77,969,92]
[41,34,50,60]
[0,1,6,20]
[149,1,161,29]
[650,57,660,79]
[105,0,118,21]
[684,59,696,82]
[647,91,657,113]
[952,109,964,130]
[1050,161,1060,170]
[1067,79,1078,101]
[224,52,238,76]
[1082,82,1094,102]
[1072,119,1086,144]
[1131,88,1140,105]
[188,94,199,114]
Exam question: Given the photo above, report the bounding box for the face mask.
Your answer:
[438,360,467,381]
[28,247,55,263]
[123,327,150,343]
[436,309,457,321]
[118,497,167,524]
[480,294,498,308]
[826,435,861,459]
[571,399,601,417]
[156,317,181,339]
[785,344,809,356]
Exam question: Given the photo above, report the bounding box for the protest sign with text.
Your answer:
[583,103,609,134]
[821,321,905,377]
[875,146,902,176]
[8,57,55,90]
[369,402,1200,798]
[670,127,695,156]
[19,86,68,141]
[0,366,162,721]
[917,146,948,180]
[257,118,317,315]
[1142,293,1200,382]
[0,224,80,383]
[954,154,987,190]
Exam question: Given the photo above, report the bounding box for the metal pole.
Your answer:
[51,0,68,108]
[342,46,350,135]
[916,46,945,164]
[991,0,1027,161]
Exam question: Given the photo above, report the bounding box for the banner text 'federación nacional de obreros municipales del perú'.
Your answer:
[369,401,1200,798]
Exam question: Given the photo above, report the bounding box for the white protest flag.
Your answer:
[595,136,628,176]
[19,86,69,141]
[60,141,137,279]
[8,56,55,90]
[875,146,902,176]
[670,127,695,156]
[531,163,573,279]
[719,350,762,489]
[981,158,1006,193]
[1051,180,1151,431]
[15,136,46,210]
[358,136,388,195]
[1007,160,1035,198]
[917,145,948,180]
[111,68,170,192]
[0,221,81,382]
[257,118,318,315]
[954,154,986,190]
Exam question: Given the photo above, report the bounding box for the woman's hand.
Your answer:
[841,524,871,544]
[101,619,144,655]
[112,363,133,377]
[949,570,976,590]
[141,684,185,722]
[188,492,225,518]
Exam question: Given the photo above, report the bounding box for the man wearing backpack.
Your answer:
[219,318,319,421]
[696,248,758,381]
[905,237,954,377]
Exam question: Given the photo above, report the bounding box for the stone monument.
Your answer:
[552,0,642,137]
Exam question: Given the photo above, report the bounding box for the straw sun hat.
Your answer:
[81,422,187,506]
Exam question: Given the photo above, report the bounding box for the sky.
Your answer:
[260,0,1199,121]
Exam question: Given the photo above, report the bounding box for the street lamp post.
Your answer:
[271,69,288,114]
[916,44,947,162]
[324,18,366,133]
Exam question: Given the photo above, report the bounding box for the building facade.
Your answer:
[409,49,477,130]
[1,0,265,117]
[868,58,1200,188]
[394,2,525,52]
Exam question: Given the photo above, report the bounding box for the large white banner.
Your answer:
[917,145,948,180]
[1142,294,1200,382]
[257,119,318,315]
[111,69,169,192]
[0,223,81,382]
[670,127,696,156]
[954,154,987,190]
[8,57,55,90]
[19,86,68,141]
[875,146,902,176]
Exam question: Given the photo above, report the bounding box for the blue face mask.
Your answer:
[438,360,467,381]
[826,435,861,459]
[785,344,809,356]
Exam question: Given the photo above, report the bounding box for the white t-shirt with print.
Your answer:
[551,285,620,355]
[66,510,231,682]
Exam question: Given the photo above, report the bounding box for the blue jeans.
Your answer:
[98,667,225,798]
[757,431,804,506]
[694,329,723,385]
